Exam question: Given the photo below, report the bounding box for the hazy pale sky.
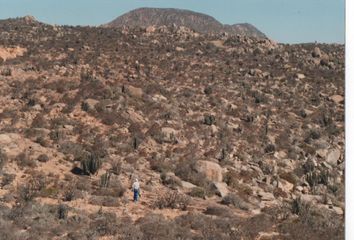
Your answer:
[0,0,345,43]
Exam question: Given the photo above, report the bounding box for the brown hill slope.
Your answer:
[104,7,267,38]
[0,17,344,239]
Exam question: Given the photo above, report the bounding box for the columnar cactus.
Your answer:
[81,152,102,175]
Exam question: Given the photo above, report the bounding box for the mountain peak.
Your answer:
[104,8,266,38]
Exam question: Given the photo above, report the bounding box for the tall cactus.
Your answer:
[81,152,102,175]
[306,171,319,187]
[100,171,112,188]
[0,149,8,172]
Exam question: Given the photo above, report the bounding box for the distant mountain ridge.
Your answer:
[104,8,267,38]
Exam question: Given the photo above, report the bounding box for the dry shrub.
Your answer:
[279,171,299,185]
[273,187,288,198]
[204,205,234,218]
[31,114,49,128]
[110,160,122,175]
[15,152,36,168]
[63,186,82,202]
[18,176,46,202]
[100,112,121,125]
[154,191,190,210]
[89,211,119,236]
[176,211,243,239]
[160,172,181,189]
[221,193,250,210]
[1,173,15,187]
[150,156,173,173]
[224,169,239,188]
[174,158,209,187]
[115,216,143,240]
[224,170,253,199]
[37,154,49,163]
[93,179,126,198]
[137,214,192,240]
[189,187,206,199]
[291,197,343,231]
[1,67,12,76]
[89,196,120,207]
[240,213,275,239]
[75,176,91,192]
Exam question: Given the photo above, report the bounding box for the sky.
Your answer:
[0,0,345,44]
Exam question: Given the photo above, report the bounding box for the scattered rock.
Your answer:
[175,46,185,52]
[249,68,263,76]
[295,73,306,79]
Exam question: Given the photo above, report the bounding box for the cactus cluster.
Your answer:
[81,152,102,175]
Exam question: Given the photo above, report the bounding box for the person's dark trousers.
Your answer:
[133,189,139,202]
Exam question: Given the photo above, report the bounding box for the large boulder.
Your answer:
[300,194,322,204]
[326,149,341,166]
[195,160,223,182]
[212,182,229,198]
[122,85,144,98]
[278,179,294,193]
[257,191,275,201]
[329,95,344,105]
[154,127,178,144]
[332,206,344,215]
[82,98,99,112]
[312,47,322,58]
[180,181,197,189]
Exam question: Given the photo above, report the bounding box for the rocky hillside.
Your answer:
[0,16,344,239]
[104,8,267,38]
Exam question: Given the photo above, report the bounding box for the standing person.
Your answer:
[132,178,140,202]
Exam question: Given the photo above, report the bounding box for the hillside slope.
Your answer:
[0,17,344,239]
